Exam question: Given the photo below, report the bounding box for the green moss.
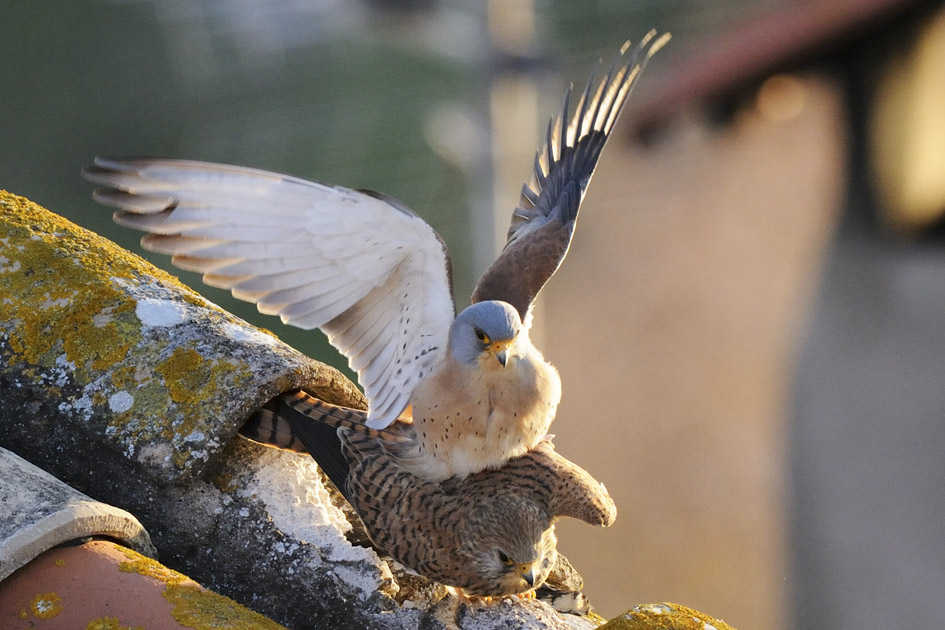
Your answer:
[163,583,289,630]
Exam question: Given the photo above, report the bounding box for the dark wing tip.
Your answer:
[472,32,669,315]
[90,188,176,214]
[526,29,670,223]
[82,156,158,180]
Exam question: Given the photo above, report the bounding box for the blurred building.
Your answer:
[545,0,945,628]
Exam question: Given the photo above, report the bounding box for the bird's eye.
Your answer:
[497,550,512,565]
[474,328,489,343]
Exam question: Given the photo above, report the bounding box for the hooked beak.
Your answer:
[490,340,512,368]
[519,563,537,587]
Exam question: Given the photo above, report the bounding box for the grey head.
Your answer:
[448,300,523,367]
[461,495,557,597]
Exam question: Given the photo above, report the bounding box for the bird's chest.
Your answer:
[411,355,560,478]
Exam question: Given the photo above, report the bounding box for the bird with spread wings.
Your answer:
[84,31,669,481]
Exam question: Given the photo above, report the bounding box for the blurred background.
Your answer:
[2,1,944,628]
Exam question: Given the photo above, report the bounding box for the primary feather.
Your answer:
[472,30,670,320]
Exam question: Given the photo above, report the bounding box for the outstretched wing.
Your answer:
[84,158,455,428]
[471,30,670,319]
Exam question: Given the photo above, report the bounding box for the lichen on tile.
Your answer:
[29,592,63,619]
[85,616,144,630]
[163,583,289,630]
[117,546,188,585]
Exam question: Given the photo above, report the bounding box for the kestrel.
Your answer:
[84,31,669,481]
[247,392,616,597]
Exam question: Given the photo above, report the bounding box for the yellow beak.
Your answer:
[519,563,536,587]
[489,340,513,367]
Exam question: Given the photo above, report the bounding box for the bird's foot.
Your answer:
[456,589,536,605]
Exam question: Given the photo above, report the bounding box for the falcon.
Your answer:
[248,391,616,597]
[84,31,669,481]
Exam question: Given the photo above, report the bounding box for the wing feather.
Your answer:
[223,267,339,294]
[472,31,670,319]
[274,281,372,325]
[173,254,328,276]
[84,158,455,427]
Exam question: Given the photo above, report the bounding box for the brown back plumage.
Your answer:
[441,439,616,528]
[338,427,558,596]
[241,390,616,596]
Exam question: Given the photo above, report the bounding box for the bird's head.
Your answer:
[449,301,523,369]
[462,497,557,597]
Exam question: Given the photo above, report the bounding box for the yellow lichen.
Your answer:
[155,347,210,405]
[30,592,63,619]
[163,583,289,630]
[212,471,239,494]
[117,546,188,585]
[599,603,737,630]
[1,191,308,475]
[86,617,144,630]
[0,195,138,372]
[109,363,140,390]
[153,345,253,458]
[0,191,204,299]
[0,226,138,372]
[0,191,216,383]
[586,610,606,625]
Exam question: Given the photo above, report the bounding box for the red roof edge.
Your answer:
[628,0,939,136]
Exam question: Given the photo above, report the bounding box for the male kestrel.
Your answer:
[248,391,616,597]
[84,31,669,481]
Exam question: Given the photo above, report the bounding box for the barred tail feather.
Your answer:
[240,408,308,452]
[282,390,412,443]
[239,390,411,498]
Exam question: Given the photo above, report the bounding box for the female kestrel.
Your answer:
[247,390,616,597]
